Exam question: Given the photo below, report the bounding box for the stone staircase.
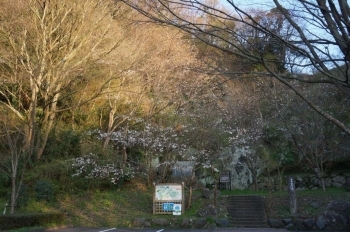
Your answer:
[227,195,269,228]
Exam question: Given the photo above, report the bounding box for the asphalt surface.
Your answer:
[43,227,328,232]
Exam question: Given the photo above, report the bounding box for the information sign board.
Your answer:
[220,174,230,183]
[173,204,182,215]
[153,183,185,215]
[163,203,174,211]
[155,184,182,201]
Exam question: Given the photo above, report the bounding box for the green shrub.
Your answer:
[0,212,65,230]
[34,180,54,202]
[44,129,81,160]
[16,184,29,210]
[0,173,9,197]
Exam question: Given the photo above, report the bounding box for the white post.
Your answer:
[288,176,297,215]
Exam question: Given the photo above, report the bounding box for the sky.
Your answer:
[219,0,274,10]
[217,0,342,71]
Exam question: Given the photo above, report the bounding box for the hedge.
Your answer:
[0,212,65,230]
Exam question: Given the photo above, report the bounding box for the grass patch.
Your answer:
[2,177,349,229]
[10,178,210,228]
[221,187,350,219]
[222,187,348,197]
[5,227,45,232]
[221,189,270,196]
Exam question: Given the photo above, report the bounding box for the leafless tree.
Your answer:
[0,0,120,159]
[120,0,350,136]
[0,123,29,214]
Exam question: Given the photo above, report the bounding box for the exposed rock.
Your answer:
[304,219,315,230]
[201,189,221,199]
[257,173,349,191]
[332,175,346,184]
[151,218,169,227]
[310,177,319,186]
[324,178,332,187]
[285,223,295,230]
[197,204,217,217]
[169,218,179,228]
[323,200,350,231]
[346,177,350,190]
[133,218,146,228]
[282,218,293,226]
[180,218,191,228]
[202,222,217,230]
[293,219,307,230]
[144,221,151,228]
[194,218,207,229]
[310,201,322,208]
[316,216,326,230]
[268,219,284,228]
[215,218,229,227]
[332,182,343,188]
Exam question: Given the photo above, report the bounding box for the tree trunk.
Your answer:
[213,182,217,207]
[320,177,326,192]
[24,85,39,157]
[121,144,127,169]
[103,108,116,149]
[254,178,258,191]
[278,167,285,191]
[10,175,16,214]
[36,114,55,160]
[187,185,193,209]
[147,154,153,186]
[252,171,258,191]
[186,170,196,209]
[36,91,60,160]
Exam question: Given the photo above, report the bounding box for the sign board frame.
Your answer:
[153,182,185,215]
[219,172,231,190]
[220,174,230,183]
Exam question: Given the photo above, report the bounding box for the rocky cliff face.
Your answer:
[198,146,258,190]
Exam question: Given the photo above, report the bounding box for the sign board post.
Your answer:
[288,176,297,215]
[153,182,185,215]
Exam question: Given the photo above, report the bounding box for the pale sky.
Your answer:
[219,0,274,9]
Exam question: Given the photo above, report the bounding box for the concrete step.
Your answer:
[227,195,269,228]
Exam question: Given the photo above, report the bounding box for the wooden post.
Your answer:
[288,176,297,215]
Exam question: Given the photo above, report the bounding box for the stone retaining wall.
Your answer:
[133,199,350,230]
[269,200,350,231]
[132,217,229,229]
[256,173,350,191]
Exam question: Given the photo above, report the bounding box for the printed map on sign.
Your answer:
[155,184,182,200]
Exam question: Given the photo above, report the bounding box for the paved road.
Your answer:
[44,227,327,232]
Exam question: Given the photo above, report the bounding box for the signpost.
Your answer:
[288,176,297,215]
[153,182,185,215]
[219,172,231,190]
